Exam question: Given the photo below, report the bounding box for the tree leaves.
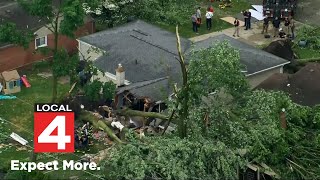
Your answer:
[0,23,33,48]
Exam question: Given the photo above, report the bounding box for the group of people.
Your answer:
[191,5,214,33]
[233,10,252,37]
[191,5,295,39]
[233,10,295,39]
[262,16,295,39]
[75,122,93,150]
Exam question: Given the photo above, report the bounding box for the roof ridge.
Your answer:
[129,34,177,56]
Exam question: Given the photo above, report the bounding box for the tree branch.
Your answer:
[114,108,169,121]
[79,111,124,144]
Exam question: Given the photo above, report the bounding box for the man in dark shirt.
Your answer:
[272,17,281,37]
[247,10,252,29]
[242,10,247,27]
[191,14,198,33]
[261,16,269,34]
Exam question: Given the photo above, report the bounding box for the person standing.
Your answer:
[290,18,295,39]
[284,17,290,34]
[191,14,198,33]
[261,16,269,34]
[247,10,252,29]
[196,7,202,27]
[272,17,281,37]
[242,10,248,28]
[233,18,240,37]
[205,8,213,30]
[209,5,214,13]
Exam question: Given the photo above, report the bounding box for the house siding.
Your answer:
[78,40,104,61]
[247,67,283,88]
[0,21,95,72]
[3,81,21,94]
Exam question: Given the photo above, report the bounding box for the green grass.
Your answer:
[95,0,251,38]
[293,47,320,59]
[157,0,251,38]
[0,63,107,179]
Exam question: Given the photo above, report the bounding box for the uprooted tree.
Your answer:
[82,27,320,180]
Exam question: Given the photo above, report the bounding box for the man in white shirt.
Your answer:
[205,8,213,30]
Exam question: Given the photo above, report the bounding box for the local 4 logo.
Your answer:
[34,104,74,153]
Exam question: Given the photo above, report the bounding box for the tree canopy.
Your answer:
[101,37,320,180]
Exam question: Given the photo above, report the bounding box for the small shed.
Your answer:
[0,70,21,94]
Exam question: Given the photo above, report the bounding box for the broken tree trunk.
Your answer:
[114,108,169,120]
[175,25,189,138]
[79,112,124,144]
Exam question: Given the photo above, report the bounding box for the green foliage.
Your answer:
[188,41,250,103]
[83,80,116,102]
[0,23,33,48]
[59,0,85,37]
[102,81,116,100]
[18,0,54,18]
[294,25,320,50]
[97,0,196,27]
[52,49,79,78]
[84,80,103,102]
[104,136,245,180]
[4,170,51,180]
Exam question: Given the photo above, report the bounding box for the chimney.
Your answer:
[116,64,125,87]
[280,108,287,129]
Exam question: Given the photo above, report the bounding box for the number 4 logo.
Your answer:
[34,112,74,153]
[38,116,71,150]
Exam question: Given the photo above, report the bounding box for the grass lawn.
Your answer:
[157,0,251,38]
[0,62,106,180]
[96,0,251,38]
[293,47,320,59]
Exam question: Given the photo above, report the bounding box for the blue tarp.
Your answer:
[0,95,17,100]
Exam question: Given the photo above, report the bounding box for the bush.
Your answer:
[294,26,320,50]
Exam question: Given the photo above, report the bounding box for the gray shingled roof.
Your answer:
[117,77,171,101]
[79,20,191,84]
[188,34,290,76]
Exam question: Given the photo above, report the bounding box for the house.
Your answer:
[189,34,290,88]
[0,70,21,94]
[0,1,95,72]
[77,20,290,102]
[255,63,320,107]
[77,20,190,86]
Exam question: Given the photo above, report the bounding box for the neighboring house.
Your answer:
[77,20,290,102]
[0,70,21,94]
[256,63,320,107]
[0,1,95,72]
[189,34,290,88]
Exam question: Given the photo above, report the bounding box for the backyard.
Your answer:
[96,0,252,38]
[0,62,106,179]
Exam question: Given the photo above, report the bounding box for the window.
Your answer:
[9,81,14,89]
[35,36,47,49]
[13,80,20,87]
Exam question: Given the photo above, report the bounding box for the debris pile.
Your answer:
[263,39,295,61]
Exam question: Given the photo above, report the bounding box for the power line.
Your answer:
[0,132,105,180]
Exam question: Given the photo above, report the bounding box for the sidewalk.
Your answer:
[189,20,305,46]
